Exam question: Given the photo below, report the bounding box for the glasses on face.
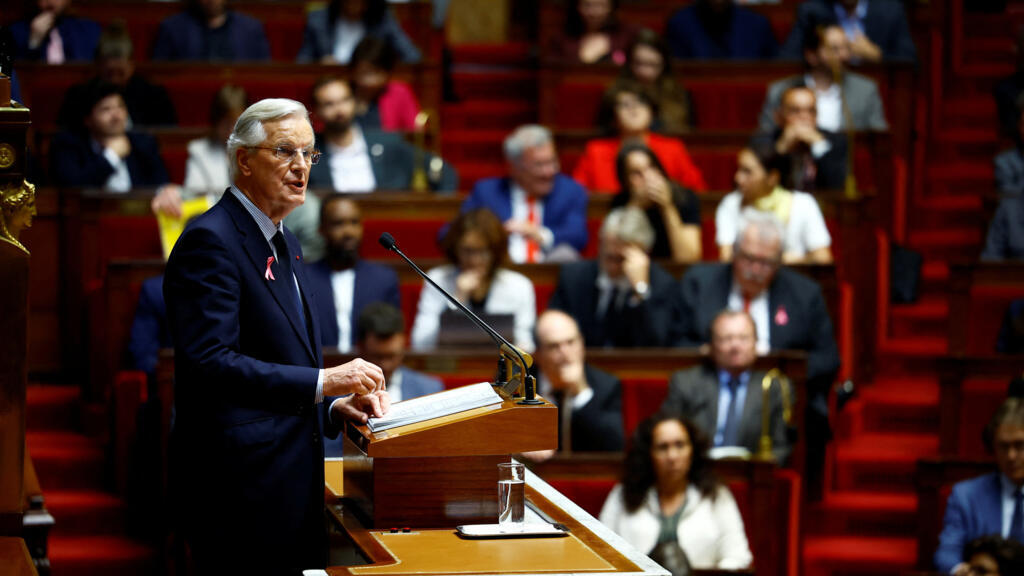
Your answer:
[735,248,780,269]
[249,145,321,165]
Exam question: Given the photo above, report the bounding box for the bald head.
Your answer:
[535,310,585,386]
[778,86,817,129]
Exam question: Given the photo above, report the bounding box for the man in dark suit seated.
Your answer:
[753,86,848,192]
[151,0,270,61]
[662,310,791,464]
[935,398,1024,574]
[981,194,1024,261]
[665,0,778,60]
[164,97,388,574]
[520,309,623,463]
[549,206,682,348]
[307,194,400,351]
[10,0,100,63]
[678,212,839,497]
[49,79,177,193]
[307,76,457,193]
[460,124,588,263]
[58,22,177,130]
[780,0,917,63]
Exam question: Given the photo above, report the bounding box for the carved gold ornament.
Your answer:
[0,143,15,170]
[0,179,36,255]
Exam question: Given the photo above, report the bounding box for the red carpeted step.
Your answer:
[27,431,107,492]
[45,490,128,536]
[855,377,940,435]
[807,491,917,536]
[48,535,157,576]
[803,535,916,576]
[907,228,984,261]
[449,43,533,66]
[451,70,537,102]
[889,296,949,340]
[442,101,537,130]
[833,433,938,492]
[876,337,949,357]
[26,385,81,431]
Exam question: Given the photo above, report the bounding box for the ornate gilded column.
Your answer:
[0,72,35,536]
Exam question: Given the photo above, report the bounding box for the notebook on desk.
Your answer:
[438,310,514,347]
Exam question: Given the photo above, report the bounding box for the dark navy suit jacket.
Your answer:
[11,15,100,62]
[151,11,270,61]
[305,259,401,348]
[665,4,778,60]
[779,0,917,62]
[462,175,589,254]
[935,472,1010,573]
[164,191,335,573]
[49,130,169,188]
[570,365,624,453]
[128,275,171,379]
[308,130,458,192]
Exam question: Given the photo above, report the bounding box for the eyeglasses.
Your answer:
[735,248,781,269]
[249,146,321,165]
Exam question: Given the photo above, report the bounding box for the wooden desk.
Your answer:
[0,538,37,576]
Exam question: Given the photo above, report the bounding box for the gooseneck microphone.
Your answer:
[378,232,542,404]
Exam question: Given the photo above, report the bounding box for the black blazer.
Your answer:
[750,129,848,192]
[565,364,625,453]
[548,260,683,348]
[49,130,169,188]
[305,259,401,348]
[308,129,458,192]
[779,0,917,62]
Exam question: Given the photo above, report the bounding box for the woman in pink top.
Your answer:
[351,36,420,132]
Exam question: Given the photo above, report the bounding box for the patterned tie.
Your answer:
[271,231,308,335]
[1010,489,1024,543]
[525,200,539,263]
[721,377,742,446]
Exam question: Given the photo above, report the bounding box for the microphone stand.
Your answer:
[379,233,543,405]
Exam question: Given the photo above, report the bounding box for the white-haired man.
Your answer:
[459,124,589,263]
[549,206,683,347]
[163,98,389,574]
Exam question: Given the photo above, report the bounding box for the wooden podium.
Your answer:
[342,393,558,528]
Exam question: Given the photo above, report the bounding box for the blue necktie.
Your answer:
[1010,489,1024,543]
[721,378,742,446]
[272,231,308,335]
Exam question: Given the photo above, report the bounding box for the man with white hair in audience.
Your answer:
[549,206,682,348]
[460,124,589,263]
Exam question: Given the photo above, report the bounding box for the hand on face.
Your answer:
[848,32,882,62]
[455,268,486,301]
[29,11,57,46]
[106,134,132,158]
[642,171,672,208]
[621,244,650,288]
[555,361,586,395]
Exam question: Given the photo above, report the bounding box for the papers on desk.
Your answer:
[367,382,503,432]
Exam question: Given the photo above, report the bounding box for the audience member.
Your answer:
[307,76,457,193]
[758,24,888,133]
[355,303,442,403]
[461,125,588,263]
[297,0,421,64]
[306,195,400,352]
[127,275,171,383]
[780,0,917,63]
[50,80,174,192]
[665,0,777,60]
[520,310,624,462]
[575,82,706,193]
[981,195,1024,261]
[549,207,682,347]
[995,94,1024,196]
[555,0,635,65]
[183,85,248,194]
[716,144,833,264]
[998,300,1024,355]
[10,0,100,63]
[410,209,536,350]
[961,536,1024,576]
[995,28,1024,145]
[611,142,702,262]
[614,29,693,133]
[152,0,270,61]
[599,412,753,569]
[752,86,848,192]
[935,398,1024,573]
[350,37,421,132]
[58,22,177,130]
[678,214,839,498]
[662,310,791,463]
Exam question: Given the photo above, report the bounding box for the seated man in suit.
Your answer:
[662,309,790,464]
[307,75,457,193]
[780,0,917,63]
[759,24,888,133]
[461,124,588,263]
[549,206,682,348]
[936,398,1024,574]
[679,211,838,497]
[10,0,100,63]
[753,86,848,192]
[665,0,777,60]
[307,195,400,352]
[995,93,1024,197]
[355,302,442,404]
[520,309,624,463]
[151,0,270,61]
[49,79,178,195]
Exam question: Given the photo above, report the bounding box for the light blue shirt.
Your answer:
[999,474,1024,538]
[833,0,869,39]
[714,370,750,447]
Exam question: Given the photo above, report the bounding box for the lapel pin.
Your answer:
[265,256,276,281]
[774,305,789,326]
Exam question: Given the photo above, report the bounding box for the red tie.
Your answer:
[526,200,539,263]
[743,297,751,313]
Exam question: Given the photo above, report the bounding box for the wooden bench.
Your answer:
[947,261,1024,356]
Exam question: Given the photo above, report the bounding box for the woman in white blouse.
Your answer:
[411,209,536,350]
[599,412,753,571]
[716,143,833,264]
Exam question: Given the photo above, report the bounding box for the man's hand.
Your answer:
[517,449,556,463]
[642,171,673,209]
[333,390,391,424]
[555,361,587,396]
[777,124,823,153]
[152,185,184,218]
[950,562,970,576]
[28,11,56,49]
[848,33,882,62]
[324,358,385,397]
[504,219,543,243]
[105,134,132,158]
[621,245,650,290]
[454,268,485,301]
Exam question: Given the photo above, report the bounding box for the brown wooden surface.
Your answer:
[0,242,29,534]
[0,538,37,576]
[914,457,995,569]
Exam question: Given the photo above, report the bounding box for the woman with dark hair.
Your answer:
[612,29,692,133]
[574,81,706,194]
[410,209,535,350]
[715,140,833,264]
[297,0,421,64]
[556,0,635,65]
[611,143,701,262]
[599,412,752,570]
[351,36,421,132]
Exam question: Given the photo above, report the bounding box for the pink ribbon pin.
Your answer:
[774,305,789,326]
[265,256,276,281]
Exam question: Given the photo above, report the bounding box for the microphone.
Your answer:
[378,233,542,405]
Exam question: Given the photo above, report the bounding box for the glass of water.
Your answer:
[497,461,525,528]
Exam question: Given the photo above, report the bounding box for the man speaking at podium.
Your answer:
[164,98,389,575]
